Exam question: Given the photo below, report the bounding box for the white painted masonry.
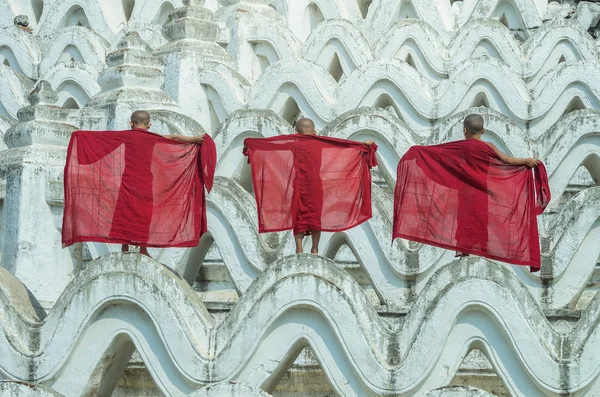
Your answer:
[0,0,599,396]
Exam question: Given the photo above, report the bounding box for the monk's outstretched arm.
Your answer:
[165,134,205,144]
[487,142,540,168]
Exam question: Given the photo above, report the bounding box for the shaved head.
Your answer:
[464,114,484,135]
[130,110,150,128]
[295,118,316,135]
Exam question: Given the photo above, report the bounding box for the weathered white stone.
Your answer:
[156,0,232,131]
[0,381,64,397]
[0,82,76,308]
[426,386,497,397]
[0,0,599,396]
[0,26,42,79]
[0,64,33,121]
[1,255,599,396]
[38,27,109,76]
[189,382,272,396]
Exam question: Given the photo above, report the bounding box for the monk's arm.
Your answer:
[487,142,540,168]
[164,134,205,144]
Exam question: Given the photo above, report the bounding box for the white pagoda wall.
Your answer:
[0,0,599,396]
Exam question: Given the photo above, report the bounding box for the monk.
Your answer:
[393,113,549,270]
[293,118,322,254]
[63,111,216,252]
[293,118,374,254]
[113,110,206,257]
[463,114,539,166]
[455,114,539,258]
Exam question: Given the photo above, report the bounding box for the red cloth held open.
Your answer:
[62,129,216,248]
[243,135,378,234]
[392,139,550,271]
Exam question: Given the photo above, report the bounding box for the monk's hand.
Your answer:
[364,140,374,146]
[525,158,540,168]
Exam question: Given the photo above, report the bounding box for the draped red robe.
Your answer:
[393,139,550,271]
[243,135,378,234]
[62,129,216,248]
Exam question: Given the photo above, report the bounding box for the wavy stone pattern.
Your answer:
[0,0,599,396]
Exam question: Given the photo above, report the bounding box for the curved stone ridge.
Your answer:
[0,0,599,396]
[0,254,599,396]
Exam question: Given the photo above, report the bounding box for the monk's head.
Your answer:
[295,118,316,135]
[463,114,484,139]
[130,110,151,130]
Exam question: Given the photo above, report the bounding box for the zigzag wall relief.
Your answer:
[0,0,599,396]
[2,255,600,397]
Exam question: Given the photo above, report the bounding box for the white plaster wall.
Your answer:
[0,0,599,396]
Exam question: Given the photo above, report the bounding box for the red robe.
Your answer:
[62,128,216,248]
[393,139,550,271]
[243,135,378,234]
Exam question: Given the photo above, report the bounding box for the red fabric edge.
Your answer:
[392,232,541,271]
[62,236,200,248]
[61,129,213,248]
[61,131,76,247]
[257,217,373,235]
[200,134,216,193]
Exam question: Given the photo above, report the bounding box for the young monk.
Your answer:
[455,114,539,258]
[293,118,374,254]
[116,110,206,257]
[393,112,549,270]
[463,114,539,167]
[293,118,322,254]
[63,110,216,255]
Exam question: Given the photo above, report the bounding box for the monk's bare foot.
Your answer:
[311,248,318,255]
[455,251,469,258]
[140,247,151,258]
[121,244,129,253]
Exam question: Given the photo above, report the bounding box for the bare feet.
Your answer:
[139,246,151,258]
[455,251,469,259]
[120,244,151,258]
[310,248,318,254]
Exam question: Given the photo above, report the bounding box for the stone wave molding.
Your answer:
[3,56,600,137]
[0,6,600,133]
[193,57,600,135]
[0,0,563,40]
[1,254,599,397]
[4,16,600,82]
[1,0,600,396]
